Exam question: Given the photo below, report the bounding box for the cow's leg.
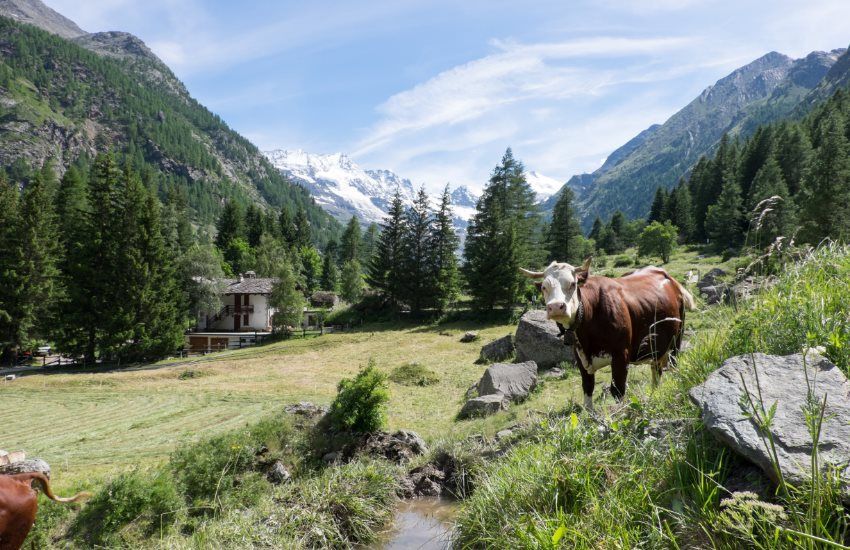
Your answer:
[610,351,629,400]
[651,352,669,388]
[578,364,595,411]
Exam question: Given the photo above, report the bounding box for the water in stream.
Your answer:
[376,497,458,549]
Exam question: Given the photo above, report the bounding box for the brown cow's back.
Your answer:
[0,475,38,550]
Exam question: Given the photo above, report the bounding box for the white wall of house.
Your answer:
[202,293,274,331]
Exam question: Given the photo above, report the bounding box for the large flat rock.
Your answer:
[690,352,850,492]
[458,394,508,419]
[477,361,538,403]
[514,310,573,369]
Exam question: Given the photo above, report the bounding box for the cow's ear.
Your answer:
[576,256,592,285]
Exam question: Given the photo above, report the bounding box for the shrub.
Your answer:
[169,431,256,510]
[327,361,390,433]
[389,362,440,386]
[638,220,678,263]
[613,254,633,267]
[71,469,182,546]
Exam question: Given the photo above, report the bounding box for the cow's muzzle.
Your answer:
[546,301,567,319]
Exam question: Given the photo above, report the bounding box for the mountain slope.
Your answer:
[0,0,83,38]
[558,48,845,227]
[0,2,339,242]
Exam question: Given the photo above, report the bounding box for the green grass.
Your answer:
[453,243,850,549]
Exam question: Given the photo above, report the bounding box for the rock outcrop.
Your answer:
[690,352,850,493]
[359,430,428,464]
[697,268,729,305]
[514,310,573,369]
[477,361,538,403]
[478,335,514,363]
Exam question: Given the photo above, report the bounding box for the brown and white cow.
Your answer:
[0,472,90,550]
[521,258,695,410]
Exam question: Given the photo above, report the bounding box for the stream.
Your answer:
[375,497,458,549]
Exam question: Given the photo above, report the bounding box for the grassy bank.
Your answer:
[454,243,850,548]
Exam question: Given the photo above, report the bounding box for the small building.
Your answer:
[187,272,278,352]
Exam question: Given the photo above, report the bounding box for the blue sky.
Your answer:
[45,0,850,193]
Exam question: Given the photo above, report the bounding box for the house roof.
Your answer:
[221,277,278,295]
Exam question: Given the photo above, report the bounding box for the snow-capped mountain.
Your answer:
[525,170,564,201]
[264,149,417,224]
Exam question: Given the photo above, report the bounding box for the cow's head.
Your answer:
[520,257,591,325]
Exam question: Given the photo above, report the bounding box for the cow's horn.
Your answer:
[519,267,545,279]
[580,256,593,272]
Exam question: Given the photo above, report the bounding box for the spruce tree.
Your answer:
[362,222,379,265]
[294,208,312,248]
[368,190,406,305]
[215,200,245,250]
[547,187,585,263]
[9,167,61,351]
[738,126,775,199]
[588,217,604,248]
[0,174,19,359]
[279,207,297,246]
[747,157,796,248]
[667,181,694,241]
[774,123,812,196]
[340,216,362,263]
[705,164,745,251]
[340,260,364,303]
[321,251,340,292]
[430,186,460,313]
[600,211,627,253]
[399,186,435,313]
[800,110,850,243]
[648,187,669,223]
[245,204,264,247]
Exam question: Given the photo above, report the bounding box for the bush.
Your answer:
[169,431,257,510]
[638,221,678,263]
[327,361,390,433]
[613,254,633,267]
[71,469,182,546]
[389,362,440,386]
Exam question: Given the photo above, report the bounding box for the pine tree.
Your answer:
[321,251,340,292]
[774,123,812,196]
[368,190,406,305]
[738,126,775,199]
[600,211,626,253]
[399,186,435,313]
[588,216,604,248]
[245,204,264,248]
[340,216,362,263]
[294,208,312,248]
[362,222,379,265]
[9,167,62,351]
[0,174,19,359]
[215,200,245,250]
[705,164,745,251]
[340,260,364,303]
[547,187,584,263]
[279,207,297,246]
[430,186,460,313]
[464,149,540,309]
[648,187,669,223]
[800,110,850,243]
[747,156,796,248]
[667,181,694,241]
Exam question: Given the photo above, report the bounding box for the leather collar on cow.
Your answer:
[555,286,584,344]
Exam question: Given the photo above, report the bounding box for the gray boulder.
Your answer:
[0,458,50,477]
[459,394,508,419]
[690,352,850,493]
[266,461,291,484]
[697,268,729,305]
[477,361,538,402]
[460,331,479,343]
[514,310,573,369]
[478,334,514,363]
[728,276,777,304]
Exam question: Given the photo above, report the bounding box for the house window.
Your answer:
[243,313,249,326]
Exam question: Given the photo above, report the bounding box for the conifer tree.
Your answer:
[547,187,587,263]
[667,181,694,241]
[774,123,812,196]
[294,208,312,248]
[0,175,19,359]
[215,200,245,250]
[464,149,538,309]
[747,157,796,248]
[245,204,265,248]
[340,216,362,263]
[362,222,379,265]
[705,165,745,251]
[340,260,364,303]
[800,110,850,243]
[321,251,340,292]
[279,207,297,246]
[253,234,288,277]
[430,186,460,313]
[400,186,435,313]
[9,167,61,351]
[368,190,406,305]
[588,217,604,248]
[600,211,627,253]
[648,187,669,223]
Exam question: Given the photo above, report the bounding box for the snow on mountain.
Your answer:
[525,170,564,201]
[264,149,416,225]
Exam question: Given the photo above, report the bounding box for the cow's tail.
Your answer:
[13,472,91,503]
[670,276,696,311]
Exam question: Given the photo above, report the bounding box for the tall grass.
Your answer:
[453,243,850,549]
